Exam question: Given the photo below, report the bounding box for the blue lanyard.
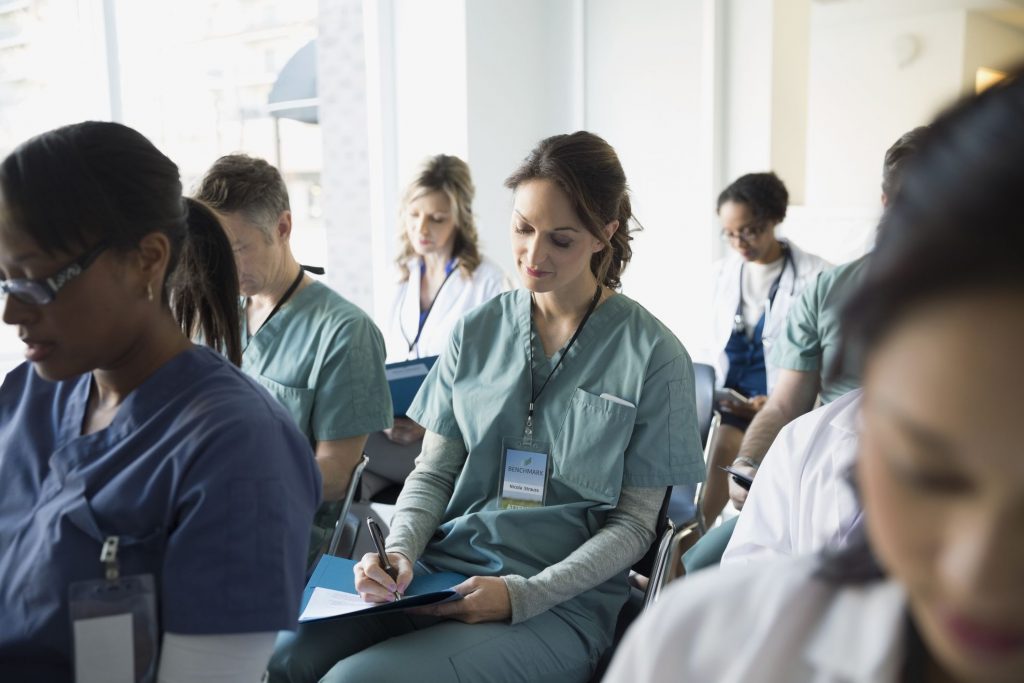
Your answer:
[406,257,458,354]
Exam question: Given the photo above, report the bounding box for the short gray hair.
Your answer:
[194,153,290,241]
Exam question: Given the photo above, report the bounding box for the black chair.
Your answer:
[304,454,369,568]
[590,363,721,680]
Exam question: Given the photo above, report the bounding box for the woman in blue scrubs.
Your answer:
[0,122,322,680]
[269,132,704,682]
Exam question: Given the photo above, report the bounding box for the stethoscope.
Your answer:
[732,243,793,334]
[399,257,458,357]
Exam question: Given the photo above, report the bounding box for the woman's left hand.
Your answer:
[410,576,512,623]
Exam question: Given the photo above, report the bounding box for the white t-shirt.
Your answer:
[740,256,785,337]
[605,557,909,683]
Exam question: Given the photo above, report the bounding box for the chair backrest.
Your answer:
[632,487,674,578]
[326,453,370,557]
[692,362,716,449]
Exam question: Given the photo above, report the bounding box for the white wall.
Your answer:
[584,0,712,351]
[721,0,774,194]
[464,0,580,277]
[963,11,1024,91]
[392,0,468,180]
[804,8,967,211]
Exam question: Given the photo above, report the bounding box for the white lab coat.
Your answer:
[700,239,831,393]
[722,389,863,565]
[605,556,909,683]
[384,255,511,363]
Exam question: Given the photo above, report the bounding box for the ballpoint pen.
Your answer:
[366,517,402,600]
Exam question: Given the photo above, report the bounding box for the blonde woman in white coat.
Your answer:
[383,155,510,445]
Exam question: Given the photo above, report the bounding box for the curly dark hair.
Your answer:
[716,172,789,225]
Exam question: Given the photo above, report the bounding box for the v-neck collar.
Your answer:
[57,346,209,456]
[242,280,320,352]
[517,288,625,376]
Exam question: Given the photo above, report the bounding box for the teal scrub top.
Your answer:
[768,255,868,404]
[407,290,704,646]
[241,281,393,444]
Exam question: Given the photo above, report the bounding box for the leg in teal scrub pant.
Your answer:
[268,609,599,683]
[683,516,739,574]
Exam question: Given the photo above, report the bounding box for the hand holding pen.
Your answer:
[354,517,414,603]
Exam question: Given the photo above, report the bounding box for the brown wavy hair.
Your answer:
[396,154,481,282]
[504,131,634,290]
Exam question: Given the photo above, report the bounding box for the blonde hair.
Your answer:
[396,154,482,282]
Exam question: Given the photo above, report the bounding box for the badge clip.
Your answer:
[100,536,120,582]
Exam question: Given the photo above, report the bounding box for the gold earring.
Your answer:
[147,282,154,302]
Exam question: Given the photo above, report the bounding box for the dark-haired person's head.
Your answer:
[194,154,294,298]
[505,131,633,292]
[880,125,930,207]
[716,172,788,264]
[838,72,1024,683]
[0,121,240,377]
[397,154,481,281]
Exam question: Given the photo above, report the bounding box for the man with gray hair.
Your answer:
[196,154,392,564]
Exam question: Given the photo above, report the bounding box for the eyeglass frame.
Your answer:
[0,241,110,306]
[720,220,771,245]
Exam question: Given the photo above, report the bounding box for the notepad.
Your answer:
[386,356,438,417]
[298,555,466,622]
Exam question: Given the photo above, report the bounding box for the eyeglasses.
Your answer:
[0,242,109,306]
[720,222,768,245]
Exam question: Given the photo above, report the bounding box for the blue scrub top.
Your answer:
[723,314,768,399]
[407,290,704,647]
[0,346,322,681]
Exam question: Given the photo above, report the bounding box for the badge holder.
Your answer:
[68,536,159,683]
[498,434,552,510]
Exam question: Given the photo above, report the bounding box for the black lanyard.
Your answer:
[524,284,602,440]
[733,244,791,333]
[403,259,458,355]
[251,266,304,339]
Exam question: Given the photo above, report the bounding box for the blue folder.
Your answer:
[299,555,466,622]
[386,356,438,417]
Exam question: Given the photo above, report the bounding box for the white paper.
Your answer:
[386,363,430,381]
[73,613,134,683]
[299,587,379,621]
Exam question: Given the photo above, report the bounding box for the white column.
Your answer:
[317,0,375,312]
[721,0,811,203]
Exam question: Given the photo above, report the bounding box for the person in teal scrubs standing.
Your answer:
[195,155,393,564]
[268,131,705,682]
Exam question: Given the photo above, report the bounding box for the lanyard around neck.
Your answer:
[252,266,304,338]
[403,257,458,355]
[524,284,602,441]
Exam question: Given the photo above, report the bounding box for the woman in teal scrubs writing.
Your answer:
[269,131,705,683]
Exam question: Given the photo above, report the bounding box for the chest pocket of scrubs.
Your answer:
[253,375,315,435]
[552,388,636,504]
[24,481,162,612]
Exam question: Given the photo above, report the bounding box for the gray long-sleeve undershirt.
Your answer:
[386,431,664,624]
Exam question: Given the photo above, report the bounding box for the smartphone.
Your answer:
[718,465,754,490]
[714,388,751,405]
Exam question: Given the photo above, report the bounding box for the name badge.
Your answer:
[69,537,159,683]
[499,437,551,509]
